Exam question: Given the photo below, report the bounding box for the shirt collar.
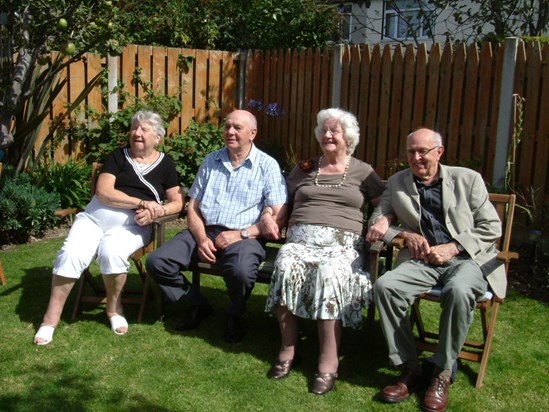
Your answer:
[215,144,258,167]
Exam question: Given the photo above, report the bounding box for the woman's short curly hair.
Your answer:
[314,108,360,155]
[131,110,166,139]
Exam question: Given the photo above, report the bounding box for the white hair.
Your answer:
[314,108,360,155]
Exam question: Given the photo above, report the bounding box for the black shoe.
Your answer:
[175,303,212,331]
[224,315,244,343]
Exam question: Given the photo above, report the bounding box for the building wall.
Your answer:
[341,1,489,45]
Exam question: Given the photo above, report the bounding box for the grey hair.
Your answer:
[314,108,360,155]
[131,110,166,139]
[407,128,443,146]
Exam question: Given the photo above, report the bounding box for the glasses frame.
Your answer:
[406,146,440,157]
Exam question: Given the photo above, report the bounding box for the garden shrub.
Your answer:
[159,120,225,190]
[0,168,61,245]
[32,159,92,210]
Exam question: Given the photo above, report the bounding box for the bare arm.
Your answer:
[95,172,165,218]
[134,185,184,226]
[260,203,288,240]
[187,198,217,264]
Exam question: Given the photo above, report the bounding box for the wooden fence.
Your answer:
[246,41,548,208]
[45,40,548,209]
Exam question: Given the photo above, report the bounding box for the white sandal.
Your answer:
[108,314,128,335]
[34,325,55,345]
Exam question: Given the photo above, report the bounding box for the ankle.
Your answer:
[317,361,338,374]
[278,347,296,362]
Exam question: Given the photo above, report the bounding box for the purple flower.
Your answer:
[247,100,284,118]
[248,99,264,111]
[266,102,284,117]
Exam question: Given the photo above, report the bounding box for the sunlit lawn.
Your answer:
[0,232,548,412]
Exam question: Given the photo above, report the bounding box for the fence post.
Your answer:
[332,44,344,108]
[492,37,519,189]
[107,54,118,114]
[237,50,248,109]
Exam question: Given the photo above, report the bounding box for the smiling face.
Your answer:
[129,121,160,154]
[223,110,257,155]
[318,118,348,157]
[406,128,444,183]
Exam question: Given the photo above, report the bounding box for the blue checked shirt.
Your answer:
[188,145,287,229]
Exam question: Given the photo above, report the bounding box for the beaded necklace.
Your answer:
[314,155,351,188]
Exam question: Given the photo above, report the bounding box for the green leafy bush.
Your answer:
[61,72,183,163]
[0,168,61,245]
[32,159,92,210]
[159,120,225,190]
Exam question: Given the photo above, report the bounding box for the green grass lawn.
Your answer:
[1,232,548,412]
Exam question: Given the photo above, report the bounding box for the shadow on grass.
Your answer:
[156,279,394,391]
[12,266,56,327]
[0,360,170,412]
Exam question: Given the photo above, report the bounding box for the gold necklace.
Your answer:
[314,155,351,188]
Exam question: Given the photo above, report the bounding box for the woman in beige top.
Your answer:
[264,108,385,394]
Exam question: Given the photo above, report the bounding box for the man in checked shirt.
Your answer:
[147,110,287,342]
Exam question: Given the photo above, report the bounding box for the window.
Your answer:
[384,1,433,40]
[338,3,353,42]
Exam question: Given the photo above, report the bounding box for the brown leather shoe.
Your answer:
[267,358,294,379]
[422,375,450,412]
[309,372,337,395]
[379,368,427,403]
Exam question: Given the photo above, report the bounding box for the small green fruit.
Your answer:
[62,42,76,55]
[58,18,68,29]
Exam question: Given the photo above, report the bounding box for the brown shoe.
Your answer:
[309,372,337,395]
[267,359,294,379]
[379,368,427,403]
[422,375,450,412]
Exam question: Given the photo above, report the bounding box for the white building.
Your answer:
[331,1,547,46]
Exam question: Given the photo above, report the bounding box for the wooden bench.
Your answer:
[189,234,386,324]
[190,239,283,291]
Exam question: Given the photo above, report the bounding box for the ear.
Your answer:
[437,145,445,158]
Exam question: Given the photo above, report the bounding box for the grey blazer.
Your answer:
[370,164,506,298]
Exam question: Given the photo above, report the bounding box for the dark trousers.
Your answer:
[146,226,266,316]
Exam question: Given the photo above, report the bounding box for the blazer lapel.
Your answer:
[404,170,421,213]
[440,165,456,217]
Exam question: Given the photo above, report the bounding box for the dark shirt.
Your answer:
[101,148,180,203]
[414,177,452,246]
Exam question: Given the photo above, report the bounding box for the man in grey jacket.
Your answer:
[367,128,503,412]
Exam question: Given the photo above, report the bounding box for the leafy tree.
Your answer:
[0,0,338,172]
[431,0,549,42]
[0,0,127,171]
[118,0,339,50]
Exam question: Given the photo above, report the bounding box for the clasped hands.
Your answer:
[366,216,459,266]
[134,200,164,226]
[196,213,283,265]
[400,232,459,265]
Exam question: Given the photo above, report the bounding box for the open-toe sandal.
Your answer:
[34,325,55,345]
[108,314,128,335]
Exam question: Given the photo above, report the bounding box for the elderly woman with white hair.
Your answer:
[34,109,183,345]
[264,108,385,394]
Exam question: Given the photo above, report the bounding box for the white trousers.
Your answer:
[53,197,151,278]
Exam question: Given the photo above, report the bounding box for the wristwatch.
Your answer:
[456,242,465,253]
[240,228,250,239]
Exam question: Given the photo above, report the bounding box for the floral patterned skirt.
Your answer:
[265,224,373,329]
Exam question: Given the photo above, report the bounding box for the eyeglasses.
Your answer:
[321,128,343,135]
[406,146,440,157]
